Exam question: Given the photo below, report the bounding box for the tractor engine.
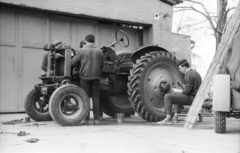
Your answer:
[100,47,134,117]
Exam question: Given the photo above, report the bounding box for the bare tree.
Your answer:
[173,0,236,51]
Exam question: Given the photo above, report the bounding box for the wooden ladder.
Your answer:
[184,1,240,129]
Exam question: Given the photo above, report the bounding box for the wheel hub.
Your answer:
[145,64,176,110]
[65,102,79,111]
[34,95,49,113]
[159,80,170,92]
[59,94,83,117]
[151,74,166,99]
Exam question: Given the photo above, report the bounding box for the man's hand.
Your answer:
[170,88,182,93]
[177,82,185,89]
[54,53,64,59]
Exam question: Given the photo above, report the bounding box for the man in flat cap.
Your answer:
[157,59,202,125]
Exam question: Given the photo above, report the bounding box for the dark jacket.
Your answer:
[71,43,103,80]
[182,69,202,96]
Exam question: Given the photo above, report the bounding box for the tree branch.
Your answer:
[226,7,235,13]
[177,0,217,36]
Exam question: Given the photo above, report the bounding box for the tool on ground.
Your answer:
[25,138,39,143]
[0,131,17,134]
[25,117,30,123]
[17,131,30,136]
[2,119,24,125]
[23,123,47,127]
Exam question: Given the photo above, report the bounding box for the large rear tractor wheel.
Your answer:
[214,111,226,133]
[49,84,90,126]
[24,88,52,121]
[100,92,135,118]
[128,51,183,122]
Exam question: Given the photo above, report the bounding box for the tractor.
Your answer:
[24,29,184,126]
[100,30,184,122]
[24,30,135,126]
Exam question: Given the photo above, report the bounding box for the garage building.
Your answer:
[0,0,190,112]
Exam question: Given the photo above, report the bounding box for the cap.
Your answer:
[177,59,188,66]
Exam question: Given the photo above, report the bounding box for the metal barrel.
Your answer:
[115,113,125,123]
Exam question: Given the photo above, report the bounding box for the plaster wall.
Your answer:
[170,33,191,63]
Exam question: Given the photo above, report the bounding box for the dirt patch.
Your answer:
[0,113,239,153]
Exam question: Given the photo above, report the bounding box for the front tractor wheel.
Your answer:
[214,111,226,133]
[24,88,52,121]
[49,84,90,126]
[128,51,183,122]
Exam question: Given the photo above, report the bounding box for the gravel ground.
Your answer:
[0,112,239,153]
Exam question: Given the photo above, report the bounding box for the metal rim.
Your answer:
[58,93,83,119]
[144,62,179,111]
[33,94,49,114]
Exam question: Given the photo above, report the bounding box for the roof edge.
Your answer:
[160,0,183,6]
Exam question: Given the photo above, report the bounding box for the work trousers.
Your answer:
[164,93,195,115]
[80,79,100,120]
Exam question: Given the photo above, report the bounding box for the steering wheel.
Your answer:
[115,29,129,48]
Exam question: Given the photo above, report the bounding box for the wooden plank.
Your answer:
[184,2,240,129]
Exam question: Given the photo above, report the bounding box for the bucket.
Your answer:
[25,117,30,123]
[115,113,125,123]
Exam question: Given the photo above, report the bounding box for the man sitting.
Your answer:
[157,59,202,125]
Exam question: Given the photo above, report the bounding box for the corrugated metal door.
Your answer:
[0,6,142,112]
[76,19,97,49]
[0,8,98,112]
[0,9,49,112]
[0,9,19,112]
[50,16,71,45]
[19,12,49,111]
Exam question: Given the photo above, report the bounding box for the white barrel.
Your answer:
[212,74,230,111]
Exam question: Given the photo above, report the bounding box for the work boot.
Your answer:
[157,118,173,125]
[94,119,99,125]
[172,116,178,123]
[80,119,89,125]
[99,116,103,121]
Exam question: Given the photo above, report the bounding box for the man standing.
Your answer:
[79,40,86,48]
[157,59,202,125]
[41,52,63,73]
[71,34,103,125]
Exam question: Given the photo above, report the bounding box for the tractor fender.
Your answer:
[130,45,168,64]
[116,50,133,56]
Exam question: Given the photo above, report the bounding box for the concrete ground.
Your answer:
[0,112,239,153]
